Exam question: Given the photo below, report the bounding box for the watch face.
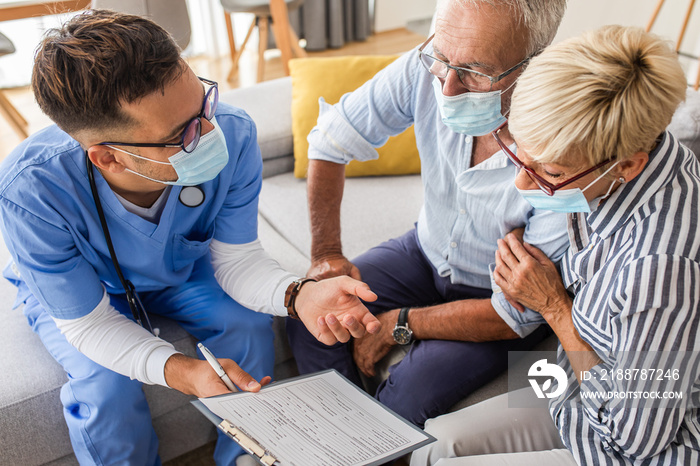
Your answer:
[393,327,412,345]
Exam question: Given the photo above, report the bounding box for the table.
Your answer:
[0,0,91,22]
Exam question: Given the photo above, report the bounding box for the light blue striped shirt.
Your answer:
[550,132,700,464]
[307,48,568,337]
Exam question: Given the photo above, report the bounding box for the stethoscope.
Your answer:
[85,154,206,335]
[179,186,205,208]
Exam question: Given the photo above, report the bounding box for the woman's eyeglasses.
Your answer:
[492,121,612,195]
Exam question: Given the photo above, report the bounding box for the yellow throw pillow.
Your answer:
[289,55,421,178]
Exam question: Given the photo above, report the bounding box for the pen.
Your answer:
[197,343,237,392]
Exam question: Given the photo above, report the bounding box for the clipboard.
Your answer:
[191,369,436,466]
[191,401,279,465]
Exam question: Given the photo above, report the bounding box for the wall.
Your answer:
[557,1,700,84]
[374,0,700,81]
[374,0,438,32]
[376,0,700,46]
[556,0,700,49]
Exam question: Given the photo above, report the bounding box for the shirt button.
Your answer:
[459,209,466,215]
[450,242,458,248]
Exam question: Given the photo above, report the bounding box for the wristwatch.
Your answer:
[284,278,316,319]
[392,307,413,345]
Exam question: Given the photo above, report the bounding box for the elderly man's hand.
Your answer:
[352,309,398,377]
[307,254,362,281]
[294,276,380,346]
[493,232,570,320]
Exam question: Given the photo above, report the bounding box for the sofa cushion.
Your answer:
[258,213,309,276]
[0,294,213,464]
[219,77,294,178]
[258,173,424,261]
[669,88,700,157]
[289,55,421,178]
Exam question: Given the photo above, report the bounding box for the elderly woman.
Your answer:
[410,25,700,466]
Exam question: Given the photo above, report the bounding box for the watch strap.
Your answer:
[284,278,316,319]
[397,307,411,327]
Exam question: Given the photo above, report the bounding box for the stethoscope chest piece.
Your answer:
[179,186,205,207]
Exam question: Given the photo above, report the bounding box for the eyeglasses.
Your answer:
[99,77,218,154]
[492,121,613,195]
[418,34,532,92]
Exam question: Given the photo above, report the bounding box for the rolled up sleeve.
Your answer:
[307,98,381,164]
[307,50,420,165]
[488,263,546,337]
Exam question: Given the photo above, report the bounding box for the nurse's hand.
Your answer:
[164,353,272,398]
[294,276,380,346]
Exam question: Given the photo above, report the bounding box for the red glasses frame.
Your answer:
[491,122,612,196]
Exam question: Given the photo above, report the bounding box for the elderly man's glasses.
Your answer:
[99,77,218,154]
[418,34,531,92]
[492,122,613,196]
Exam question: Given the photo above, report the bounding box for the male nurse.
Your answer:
[0,10,379,465]
[287,0,570,427]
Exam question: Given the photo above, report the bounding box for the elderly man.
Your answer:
[287,0,569,427]
[0,10,379,465]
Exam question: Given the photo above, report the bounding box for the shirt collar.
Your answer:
[585,131,681,239]
[472,142,513,171]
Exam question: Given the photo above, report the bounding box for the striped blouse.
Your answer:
[550,131,700,465]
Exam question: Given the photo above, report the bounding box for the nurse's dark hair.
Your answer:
[32,9,183,135]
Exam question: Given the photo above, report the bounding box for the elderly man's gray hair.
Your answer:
[437,0,567,55]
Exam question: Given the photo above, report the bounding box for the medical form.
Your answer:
[193,370,435,466]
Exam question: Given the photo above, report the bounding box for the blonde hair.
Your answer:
[509,25,687,168]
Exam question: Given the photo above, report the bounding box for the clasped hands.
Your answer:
[167,257,381,398]
[493,232,570,320]
[294,275,380,346]
[309,254,395,377]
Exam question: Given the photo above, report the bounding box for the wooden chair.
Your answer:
[91,0,192,50]
[220,0,306,82]
[646,0,700,90]
[0,32,29,139]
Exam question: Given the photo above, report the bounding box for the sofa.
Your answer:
[0,75,423,465]
[1,74,699,465]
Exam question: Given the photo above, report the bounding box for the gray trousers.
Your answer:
[410,388,578,466]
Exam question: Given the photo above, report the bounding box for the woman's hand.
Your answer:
[493,232,571,321]
[495,233,598,381]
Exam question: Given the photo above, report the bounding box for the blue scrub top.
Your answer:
[0,103,262,320]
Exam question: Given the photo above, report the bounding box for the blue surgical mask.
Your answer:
[431,77,511,137]
[517,161,621,213]
[109,116,229,186]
